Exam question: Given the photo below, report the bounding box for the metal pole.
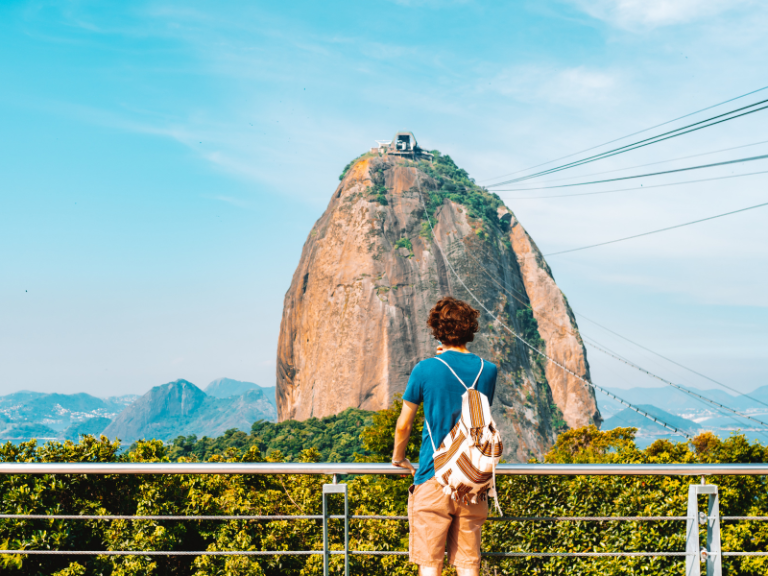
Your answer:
[686,485,701,576]
[686,483,722,576]
[344,486,349,576]
[323,487,329,576]
[323,483,348,576]
[706,489,722,576]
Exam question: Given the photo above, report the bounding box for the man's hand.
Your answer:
[392,458,416,476]
[393,401,418,478]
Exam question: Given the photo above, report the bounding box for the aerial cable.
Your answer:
[499,169,768,200]
[501,139,768,186]
[543,199,768,256]
[580,334,768,440]
[575,312,768,411]
[463,242,763,414]
[415,181,691,437]
[584,338,768,436]
[490,152,768,192]
[487,99,768,187]
[450,215,768,436]
[458,233,768,436]
[462,239,767,436]
[481,83,768,184]
[489,98,768,186]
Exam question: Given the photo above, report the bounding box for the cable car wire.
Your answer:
[490,152,768,192]
[575,312,768,411]
[580,335,768,440]
[543,199,768,256]
[414,183,691,437]
[481,83,768,184]
[487,99,768,187]
[498,169,768,200]
[584,338,768,435]
[456,234,768,433]
[503,139,768,186]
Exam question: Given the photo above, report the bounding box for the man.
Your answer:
[392,296,498,576]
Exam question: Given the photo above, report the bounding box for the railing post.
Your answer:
[686,484,701,576]
[705,486,721,576]
[323,482,349,576]
[686,483,721,576]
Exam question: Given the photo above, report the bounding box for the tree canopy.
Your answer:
[1,405,766,576]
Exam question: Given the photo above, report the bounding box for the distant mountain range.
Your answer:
[0,392,136,442]
[3,378,766,448]
[598,385,768,446]
[0,378,276,444]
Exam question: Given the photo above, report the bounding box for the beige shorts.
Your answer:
[408,477,488,569]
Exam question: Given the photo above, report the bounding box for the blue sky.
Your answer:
[1,0,767,398]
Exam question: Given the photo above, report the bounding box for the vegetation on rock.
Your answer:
[413,151,509,238]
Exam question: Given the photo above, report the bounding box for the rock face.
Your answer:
[277,152,600,461]
[508,218,600,429]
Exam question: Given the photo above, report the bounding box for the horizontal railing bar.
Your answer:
[0,550,695,557]
[0,514,410,521]
[481,552,692,557]
[723,552,768,556]
[351,515,407,520]
[0,463,767,475]
[489,516,688,521]
[0,514,324,520]
[0,514,692,522]
[0,550,323,556]
[722,516,768,520]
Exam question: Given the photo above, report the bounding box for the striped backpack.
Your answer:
[425,356,504,515]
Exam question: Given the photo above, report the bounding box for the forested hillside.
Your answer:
[167,407,374,462]
[1,399,766,576]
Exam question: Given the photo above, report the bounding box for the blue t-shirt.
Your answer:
[402,351,497,485]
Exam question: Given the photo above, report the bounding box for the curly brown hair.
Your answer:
[427,296,480,346]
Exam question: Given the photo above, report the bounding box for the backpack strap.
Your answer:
[434,356,484,390]
[424,419,437,453]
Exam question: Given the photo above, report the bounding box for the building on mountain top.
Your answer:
[371,131,433,160]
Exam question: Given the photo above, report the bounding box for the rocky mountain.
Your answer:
[205,377,277,403]
[277,146,600,462]
[0,391,132,442]
[0,378,277,444]
[602,404,701,436]
[598,385,768,420]
[598,385,768,446]
[102,379,277,444]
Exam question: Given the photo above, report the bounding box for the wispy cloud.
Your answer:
[483,64,623,109]
[569,0,754,29]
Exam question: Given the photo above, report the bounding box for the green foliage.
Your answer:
[338,152,370,181]
[168,408,374,463]
[486,427,768,575]
[419,219,434,240]
[415,151,506,239]
[549,404,568,433]
[393,237,414,258]
[515,308,544,349]
[365,161,389,205]
[359,395,424,463]
[1,416,767,575]
[339,159,356,181]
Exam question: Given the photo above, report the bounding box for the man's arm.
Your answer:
[392,400,418,476]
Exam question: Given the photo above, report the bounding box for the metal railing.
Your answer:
[1,462,768,576]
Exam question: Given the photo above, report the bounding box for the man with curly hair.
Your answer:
[392,296,498,576]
